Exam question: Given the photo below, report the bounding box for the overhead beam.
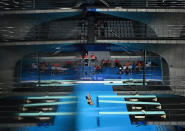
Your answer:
[1,8,185,15]
[96,40,185,44]
[0,9,81,15]
[0,39,185,46]
[97,8,185,13]
[0,40,81,46]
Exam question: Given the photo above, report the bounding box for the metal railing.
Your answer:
[0,24,184,42]
[96,24,185,40]
[0,0,185,11]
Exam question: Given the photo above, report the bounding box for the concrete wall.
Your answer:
[148,13,185,38]
[140,44,185,87]
[0,12,81,41]
[0,16,36,41]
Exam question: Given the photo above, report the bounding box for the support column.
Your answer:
[143,50,146,86]
[37,49,40,87]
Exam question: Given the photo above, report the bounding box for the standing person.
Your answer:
[32,62,37,72]
[100,27,105,38]
[84,53,89,66]
[136,60,142,72]
[146,61,152,70]
[132,62,136,73]
[94,27,98,40]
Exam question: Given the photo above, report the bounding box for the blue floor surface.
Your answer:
[75,83,160,131]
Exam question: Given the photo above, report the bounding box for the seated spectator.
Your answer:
[114,59,120,67]
[128,64,132,74]
[106,59,111,67]
[101,59,106,67]
[118,65,123,74]
[123,64,128,75]
[95,65,102,73]
[52,63,60,73]
[125,61,131,67]
[90,53,97,62]
[86,93,93,105]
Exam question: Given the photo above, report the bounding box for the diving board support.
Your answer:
[135,116,146,119]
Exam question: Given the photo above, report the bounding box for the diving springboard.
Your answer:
[23,101,77,107]
[26,96,77,100]
[18,112,76,117]
[99,100,161,105]
[98,95,156,99]
[99,111,165,115]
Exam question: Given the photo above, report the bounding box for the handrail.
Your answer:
[0,0,185,11]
